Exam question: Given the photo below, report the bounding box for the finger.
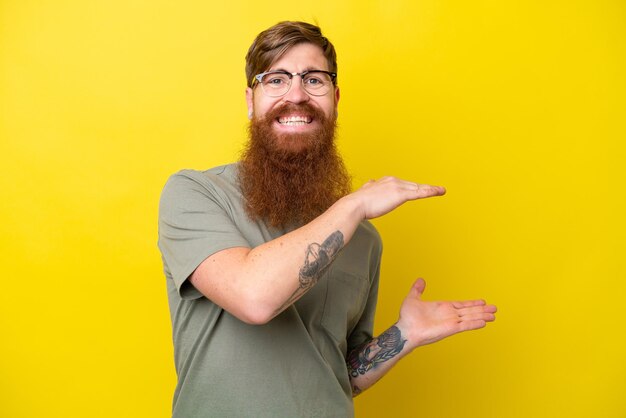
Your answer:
[452,300,486,309]
[384,178,443,191]
[484,304,497,313]
[413,185,446,199]
[411,278,426,298]
[377,178,446,200]
[457,320,487,332]
[459,312,496,322]
[419,183,446,194]
[458,305,493,316]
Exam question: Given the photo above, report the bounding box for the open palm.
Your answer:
[397,278,497,348]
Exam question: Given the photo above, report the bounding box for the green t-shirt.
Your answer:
[158,164,382,418]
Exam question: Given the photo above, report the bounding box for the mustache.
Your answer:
[260,102,326,122]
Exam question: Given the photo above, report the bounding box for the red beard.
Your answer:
[238,102,351,229]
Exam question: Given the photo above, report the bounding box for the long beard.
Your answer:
[238,102,351,229]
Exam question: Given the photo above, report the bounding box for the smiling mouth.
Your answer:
[277,115,312,126]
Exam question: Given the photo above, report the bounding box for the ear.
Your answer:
[334,86,340,118]
[246,87,254,119]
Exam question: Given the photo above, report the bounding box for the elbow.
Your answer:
[238,308,273,325]
[235,292,277,325]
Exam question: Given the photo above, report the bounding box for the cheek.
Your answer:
[253,96,279,118]
[319,99,337,118]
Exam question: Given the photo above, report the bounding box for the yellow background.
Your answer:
[1,1,624,417]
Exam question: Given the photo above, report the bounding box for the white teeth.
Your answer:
[278,116,312,125]
[282,121,307,126]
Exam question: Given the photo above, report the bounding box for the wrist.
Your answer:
[333,193,366,222]
[394,320,422,352]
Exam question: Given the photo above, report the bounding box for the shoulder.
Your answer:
[164,163,237,187]
[159,164,243,219]
[161,164,239,197]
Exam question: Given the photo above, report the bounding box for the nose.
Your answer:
[283,76,310,104]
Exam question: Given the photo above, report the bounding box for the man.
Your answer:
[158,21,496,418]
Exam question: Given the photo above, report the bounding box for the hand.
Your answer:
[349,176,446,220]
[396,278,497,349]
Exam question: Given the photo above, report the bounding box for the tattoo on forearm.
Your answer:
[299,231,343,288]
[346,325,407,378]
[275,230,344,313]
[351,384,362,396]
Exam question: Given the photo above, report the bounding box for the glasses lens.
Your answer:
[260,73,291,97]
[302,72,332,96]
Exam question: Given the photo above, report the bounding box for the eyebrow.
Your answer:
[268,67,327,73]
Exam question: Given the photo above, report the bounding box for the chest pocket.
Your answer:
[321,264,369,345]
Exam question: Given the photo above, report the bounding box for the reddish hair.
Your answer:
[245,21,338,88]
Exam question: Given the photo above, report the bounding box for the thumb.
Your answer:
[411,278,426,298]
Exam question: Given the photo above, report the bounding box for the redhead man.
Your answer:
[158,21,496,418]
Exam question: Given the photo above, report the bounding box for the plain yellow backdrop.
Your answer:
[1,1,624,417]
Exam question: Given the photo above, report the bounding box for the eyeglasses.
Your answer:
[253,70,337,97]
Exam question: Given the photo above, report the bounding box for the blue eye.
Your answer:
[303,73,328,89]
[266,77,285,85]
[262,73,290,87]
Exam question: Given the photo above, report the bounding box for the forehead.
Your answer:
[268,43,329,72]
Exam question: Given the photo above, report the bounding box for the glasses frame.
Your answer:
[253,70,338,97]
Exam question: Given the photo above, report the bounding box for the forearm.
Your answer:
[243,196,365,315]
[191,194,364,323]
[346,323,416,396]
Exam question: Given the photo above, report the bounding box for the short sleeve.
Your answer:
[158,171,251,299]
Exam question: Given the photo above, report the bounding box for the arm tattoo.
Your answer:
[346,326,407,378]
[299,231,343,288]
[275,230,344,314]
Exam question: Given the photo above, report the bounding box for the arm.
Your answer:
[189,177,446,325]
[347,278,497,396]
